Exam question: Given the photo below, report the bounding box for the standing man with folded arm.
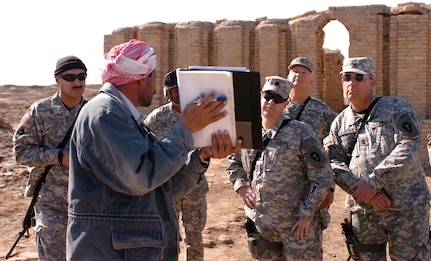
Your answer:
[13,55,87,260]
[66,39,241,261]
[145,69,210,261]
[325,57,430,260]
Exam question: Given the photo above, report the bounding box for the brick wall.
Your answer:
[104,2,431,172]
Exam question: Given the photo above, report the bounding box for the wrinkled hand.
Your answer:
[180,92,228,133]
[237,186,256,209]
[291,217,311,240]
[200,131,242,159]
[368,192,391,210]
[319,190,334,209]
[352,179,376,203]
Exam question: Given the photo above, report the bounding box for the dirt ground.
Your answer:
[0,85,429,261]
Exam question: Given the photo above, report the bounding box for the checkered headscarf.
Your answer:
[101,39,156,86]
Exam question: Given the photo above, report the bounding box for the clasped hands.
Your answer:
[351,179,391,209]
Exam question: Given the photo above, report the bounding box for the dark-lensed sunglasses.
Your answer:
[341,74,368,82]
[59,72,87,82]
[262,91,286,104]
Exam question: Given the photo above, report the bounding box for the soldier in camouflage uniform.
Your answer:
[227,76,333,260]
[325,57,431,260]
[284,57,337,141]
[144,70,209,261]
[13,56,87,260]
[284,57,337,232]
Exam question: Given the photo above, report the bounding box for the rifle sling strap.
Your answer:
[294,96,310,121]
[5,101,88,260]
[38,100,87,185]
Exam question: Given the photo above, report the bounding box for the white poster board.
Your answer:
[176,69,236,147]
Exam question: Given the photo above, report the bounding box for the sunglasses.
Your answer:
[341,74,369,82]
[262,91,286,104]
[59,72,87,82]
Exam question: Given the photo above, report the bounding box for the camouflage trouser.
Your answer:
[34,204,67,261]
[351,202,430,261]
[175,181,208,261]
[258,217,323,261]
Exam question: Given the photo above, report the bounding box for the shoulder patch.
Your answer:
[19,115,34,130]
[304,144,327,168]
[395,113,419,138]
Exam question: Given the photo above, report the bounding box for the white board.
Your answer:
[176,69,236,147]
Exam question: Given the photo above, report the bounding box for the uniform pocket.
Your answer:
[264,146,280,172]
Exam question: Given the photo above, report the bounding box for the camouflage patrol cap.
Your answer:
[288,57,314,73]
[340,57,375,75]
[262,76,293,99]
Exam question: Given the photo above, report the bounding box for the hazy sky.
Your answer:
[0,0,426,86]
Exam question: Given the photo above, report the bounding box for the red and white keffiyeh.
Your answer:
[101,39,156,86]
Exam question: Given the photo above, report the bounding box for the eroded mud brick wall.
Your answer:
[104,2,431,172]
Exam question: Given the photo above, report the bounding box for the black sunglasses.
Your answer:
[262,91,286,104]
[59,72,87,82]
[341,74,368,82]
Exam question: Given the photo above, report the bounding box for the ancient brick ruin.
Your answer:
[104,2,431,171]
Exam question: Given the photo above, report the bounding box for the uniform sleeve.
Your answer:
[366,101,422,190]
[298,125,333,219]
[322,108,337,193]
[226,151,249,192]
[13,105,61,167]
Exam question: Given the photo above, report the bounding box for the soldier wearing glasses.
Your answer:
[13,56,87,260]
[227,76,333,260]
[325,57,430,260]
[284,56,337,244]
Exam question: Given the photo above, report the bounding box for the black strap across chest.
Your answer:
[345,96,382,164]
[295,96,311,121]
[250,119,291,181]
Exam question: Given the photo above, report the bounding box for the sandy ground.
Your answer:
[0,84,429,260]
